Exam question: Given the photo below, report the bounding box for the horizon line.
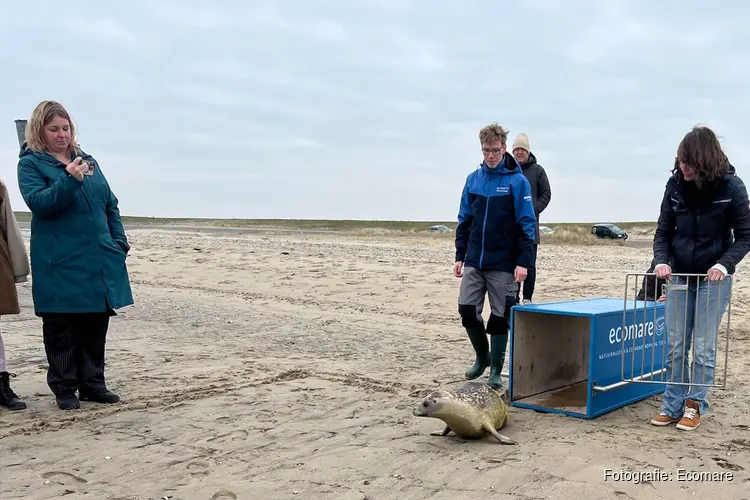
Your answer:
[12,211,657,225]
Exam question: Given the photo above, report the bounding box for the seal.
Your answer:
[412,380,515,445]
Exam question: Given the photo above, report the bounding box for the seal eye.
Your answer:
[422,401,429,407]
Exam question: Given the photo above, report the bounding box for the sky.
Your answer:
[1,0,750,223]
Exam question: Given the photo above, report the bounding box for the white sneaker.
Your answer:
[522,299,532,305]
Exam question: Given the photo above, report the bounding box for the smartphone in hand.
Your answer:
[81,160,94,176]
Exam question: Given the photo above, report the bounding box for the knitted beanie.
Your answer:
[512,133,530,153]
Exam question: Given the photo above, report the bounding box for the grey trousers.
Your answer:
[458,266,518,334]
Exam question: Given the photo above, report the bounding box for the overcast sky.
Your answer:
[1,0,749,223]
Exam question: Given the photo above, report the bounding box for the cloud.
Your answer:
[150,1,349,45]
[559,2,731,67]
[61,17,141,48]
[252,5,348,44]
[1,0,749,223]
[146,3,247,30]
[176,59,363,103]
[336,25,446,73]
[170,82,330,121]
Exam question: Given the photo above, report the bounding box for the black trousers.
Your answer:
[518,244,538,301]
[41,311,114,396]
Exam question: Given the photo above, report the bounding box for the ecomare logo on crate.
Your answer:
[655,316,665,336]
[508,298,670,419]
[608,317,663,345]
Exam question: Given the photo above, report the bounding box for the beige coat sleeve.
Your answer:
[0,179,30,283]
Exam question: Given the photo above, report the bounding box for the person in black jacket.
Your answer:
[649,125,750,431]
[511,133,551,304]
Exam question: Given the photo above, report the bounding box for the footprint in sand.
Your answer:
[207,429,248,444]
[187,461,210,477]
[712,457,745,471]
[485,456,521,464]
[211,490,237,500]
[42,471,88,485]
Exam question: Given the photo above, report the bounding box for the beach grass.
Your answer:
[13,211,656,244]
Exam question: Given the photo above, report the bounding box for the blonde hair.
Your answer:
[479,122,509,145]
[24,100,80,157]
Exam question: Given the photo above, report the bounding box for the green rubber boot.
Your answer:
[464,327,490,380]
[487,333,508,390]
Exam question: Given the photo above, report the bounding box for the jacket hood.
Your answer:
[521,152,538,168]
[18,142,31,158]
[19,142,89,166]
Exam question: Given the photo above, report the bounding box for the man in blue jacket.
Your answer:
[453,122,537,390]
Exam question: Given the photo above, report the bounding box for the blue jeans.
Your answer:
[661,276,731,417]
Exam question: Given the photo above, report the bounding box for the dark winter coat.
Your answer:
[518,152,551,244]
[16,145,133,315]
[653,165,750,276]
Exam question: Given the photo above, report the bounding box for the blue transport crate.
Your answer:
[508,297,667,419]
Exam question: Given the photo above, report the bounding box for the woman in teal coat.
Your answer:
[17,100,133,410]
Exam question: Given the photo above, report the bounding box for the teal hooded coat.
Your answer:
[17,145,133,315]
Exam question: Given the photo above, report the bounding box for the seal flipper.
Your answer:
[430,425,452,437]
[483,423,516,445]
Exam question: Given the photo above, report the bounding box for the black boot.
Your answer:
[56,393,80,410]
[0,372,27,410]
[464,327,490,380]
[79,388,120,404]
[78,314,119,404]
[487,333,508,390]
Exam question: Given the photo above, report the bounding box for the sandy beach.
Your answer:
[1,227,748,500]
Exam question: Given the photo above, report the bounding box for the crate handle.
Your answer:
[592,368,667,392]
